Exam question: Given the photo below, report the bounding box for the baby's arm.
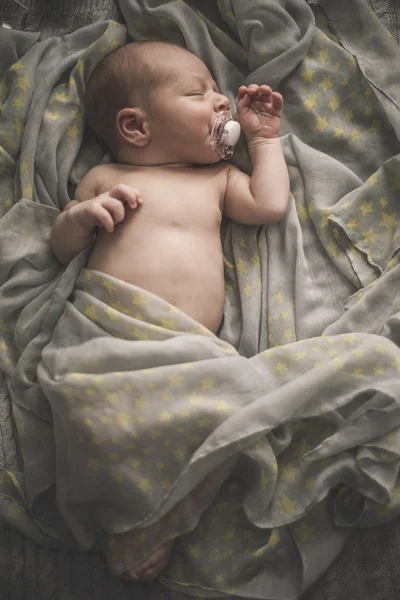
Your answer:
[224,85,289,225]
[51,169,142,265]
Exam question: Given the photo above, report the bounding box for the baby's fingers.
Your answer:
[92,206,116,233]
[271,91,283,111]
[109,183,143,209]
[237,86,251,107]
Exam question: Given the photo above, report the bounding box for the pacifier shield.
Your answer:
[210,111,241,160]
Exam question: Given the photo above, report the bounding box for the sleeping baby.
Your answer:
[50,41,290,580]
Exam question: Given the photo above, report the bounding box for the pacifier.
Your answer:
[210,111,241,160]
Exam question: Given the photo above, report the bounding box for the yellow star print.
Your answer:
[17,76,30,91]
[168,373,183,387]
[198,417,213,428]
[130,327,149,340]
[47,111,62,121]
[11,61,24,72]
[296,522,316,543]
[23,184,33,198]
[251,253,260,268]
[101,278,114,294]
[20,160,30,175]
[243,283,253,297]
[277,493,297,515]
[361,228,378,245]
[352,368,363,377]
[319,75,333,92]
[106,392,120,406]
[134,396,147,409]
[84,305,99,321]
[236,257,248,276]
[284,328,294,342]
[373,365,384,376]
[334,127,344,138]
[380,213,397,230]
[301,66,315,83]
[115,412,131,428]
[159,410,172,422]
[104,306,119,321]
[359,201,373,216]
[379,196,388,208]
[12,97,24,110]
[55,91,68,102]
[314,116,328,133]
[392,357,400,372]
[391,173,400,190]
[364,105,372,117]
[216,400,230,414]
[304,93,318,111]
[132,291,150,307]
[201,376,215,391]
[67,124,80,139]
[281,464,299,482]
[110,299,130,314]
[328,96,340,111]
[346,218,358,231]
[325,241,337,257]
[275,361,288,375]
[159,318,177,330]
[344,109,353,122]
[318,48,330,64]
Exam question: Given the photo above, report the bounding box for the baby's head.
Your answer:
[85,41,231,166]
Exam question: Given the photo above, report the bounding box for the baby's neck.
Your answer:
[130,161,194,169]
[117,146,196,169]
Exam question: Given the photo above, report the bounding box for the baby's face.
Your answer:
[145,52,231,164]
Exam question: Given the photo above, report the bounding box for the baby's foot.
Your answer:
[121,539,175,582]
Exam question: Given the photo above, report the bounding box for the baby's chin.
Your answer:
[193,149,223,165]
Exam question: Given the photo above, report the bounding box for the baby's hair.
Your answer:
[85,41,189,158]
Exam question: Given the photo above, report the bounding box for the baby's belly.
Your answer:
[87,228,225,334]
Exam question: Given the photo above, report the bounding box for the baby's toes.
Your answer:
[120,568,139,582]
[141,565,160,581]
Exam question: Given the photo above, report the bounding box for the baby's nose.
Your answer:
[214,92,230,112]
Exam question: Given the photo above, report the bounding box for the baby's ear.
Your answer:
[117,107,150,147]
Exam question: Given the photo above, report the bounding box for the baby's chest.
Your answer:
[120,174,223,227]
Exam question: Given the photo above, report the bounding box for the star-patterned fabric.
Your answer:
[1,0,400,599]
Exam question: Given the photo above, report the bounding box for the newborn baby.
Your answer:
[50,40,290,579]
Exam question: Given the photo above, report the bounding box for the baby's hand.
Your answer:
[68,184,143,233]
[237,85,283,140]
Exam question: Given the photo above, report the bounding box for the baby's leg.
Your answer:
[120,462,236,583]
[120,539,175,582]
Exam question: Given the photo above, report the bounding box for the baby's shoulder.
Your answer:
[76,162,122,200]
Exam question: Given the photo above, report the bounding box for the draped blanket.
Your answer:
[1,0,400,598]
